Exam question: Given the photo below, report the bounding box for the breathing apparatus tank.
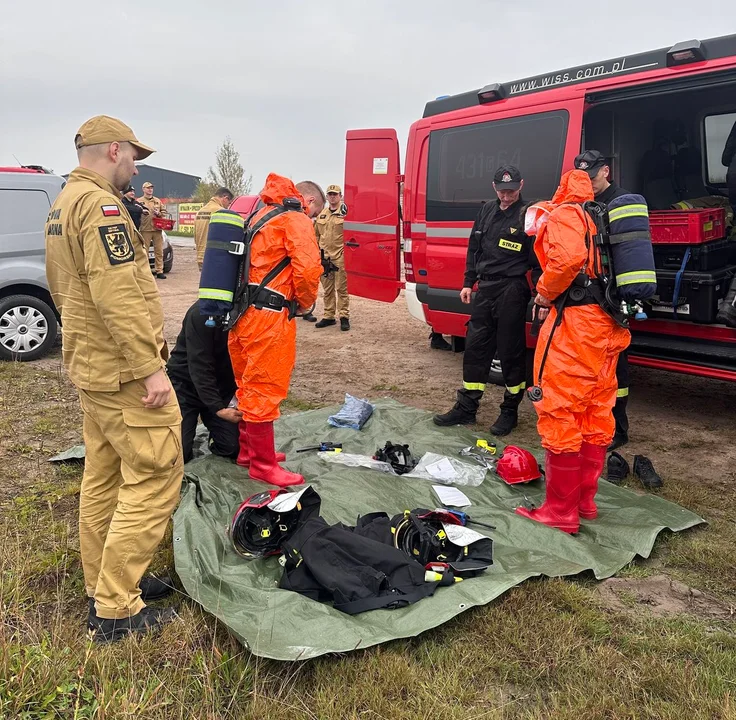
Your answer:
[198,209,246,325]
[603,193,657,306]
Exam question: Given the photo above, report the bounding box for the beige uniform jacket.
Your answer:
[193,197,223,266]
[45,167,167,391]
[137,195,167,232]
[314,205,346,260]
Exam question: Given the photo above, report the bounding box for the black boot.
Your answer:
[490,389,523,437]
[86,574,175,614]
[302,312,317,322]
[609,396,629,450]
[88,606,178,644]
[429,332,452,351]
[433,389,480,426]
[315,318,336,328]
[606,451,630,485]
[633,455,663,489]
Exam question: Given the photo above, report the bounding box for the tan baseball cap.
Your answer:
[74,115,155,159]
[141,182,154,189]
[326,184,342,194]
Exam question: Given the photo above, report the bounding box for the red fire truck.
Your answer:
[343,34,736,382]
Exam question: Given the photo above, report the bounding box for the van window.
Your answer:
[704,112,736,184]
[0,189,51,235]
[426,110,568,222]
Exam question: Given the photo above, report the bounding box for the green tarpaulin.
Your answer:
[173,399,704,661]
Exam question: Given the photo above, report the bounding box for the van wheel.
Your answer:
[0,295,58,362]
[487,354,504,387]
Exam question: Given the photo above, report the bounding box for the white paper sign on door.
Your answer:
[373,157,388,174]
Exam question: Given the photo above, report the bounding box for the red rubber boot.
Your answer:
[236,421,250,467]
[247,421,304,487]
[236,421,285,467]
[579,442,607,520]
[515,451,581,533]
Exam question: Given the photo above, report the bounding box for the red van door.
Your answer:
[343,129,403,302]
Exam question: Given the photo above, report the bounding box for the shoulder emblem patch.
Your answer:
[98,224,135,265]
[101,204,120,217]
[510,227,518,234]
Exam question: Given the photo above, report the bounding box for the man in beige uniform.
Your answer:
[138,181,168,279]
[45,115,183,643]
[193,187,234,271]
[314,184,350,331]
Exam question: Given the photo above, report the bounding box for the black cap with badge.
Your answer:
[574,150,608,178]
[493,164,522,190]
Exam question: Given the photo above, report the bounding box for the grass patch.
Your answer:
[282,394,326,413]
[1,363,735,718]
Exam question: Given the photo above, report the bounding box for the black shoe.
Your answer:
[429,332,452,351]
[302,313,317,322]
[88,605,178,644]
[633,455,663,489]
[433,404,476,426]
[340,318,350,331]
[140,574,175,601]
[608,432,629,451]
[315,318,336,328]
[606,451,630,485]
[490,410,518,437]
[156,273,167,279]
[86,574,175,613]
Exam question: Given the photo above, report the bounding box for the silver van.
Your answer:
[0,170,65,361]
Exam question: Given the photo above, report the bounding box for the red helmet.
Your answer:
[496,446,541,484]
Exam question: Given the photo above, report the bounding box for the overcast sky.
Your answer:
[0,1,733,194]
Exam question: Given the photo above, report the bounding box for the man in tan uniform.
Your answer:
[314,184,350,331]
[193,187,234,271]
[45,115,183,643]
[138,181,168,279]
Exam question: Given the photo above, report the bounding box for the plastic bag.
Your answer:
[318,451,396,474]
[405,453,486,487]
[328,394,375,430]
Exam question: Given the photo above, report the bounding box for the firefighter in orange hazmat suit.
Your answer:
[228,174,323,487]
[516,169,630,533]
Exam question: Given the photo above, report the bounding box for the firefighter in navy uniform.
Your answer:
[574,150,631,451]
[434,165,534,437]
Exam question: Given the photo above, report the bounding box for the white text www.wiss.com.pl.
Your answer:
[508,58,658,95]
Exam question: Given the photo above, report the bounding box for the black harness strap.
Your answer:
[227,204,300,329]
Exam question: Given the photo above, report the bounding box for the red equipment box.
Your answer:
[649,208,726,245]
[152,217,175,231]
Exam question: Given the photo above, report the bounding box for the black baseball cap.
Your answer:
[493,164,522,190]
[574,150,608,178]
[124,185,135,193]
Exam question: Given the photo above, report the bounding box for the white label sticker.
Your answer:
[373,157,389,174]
[650,302,690,315]
[443,523,487,546]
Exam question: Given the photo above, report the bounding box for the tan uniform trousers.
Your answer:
[142,230,164,274]
[78,379,183,619]
[320,255,350,320]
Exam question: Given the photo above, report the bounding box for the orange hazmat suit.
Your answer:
[532,170,630,454]
[228,173,322,424]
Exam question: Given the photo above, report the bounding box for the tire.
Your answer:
[487,354,504,387]
[0,294,58,362]
[487,348,536,388]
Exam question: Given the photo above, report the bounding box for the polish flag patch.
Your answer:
[101,205,120,217]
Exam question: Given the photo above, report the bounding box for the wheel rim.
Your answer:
[0,305,48,355]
